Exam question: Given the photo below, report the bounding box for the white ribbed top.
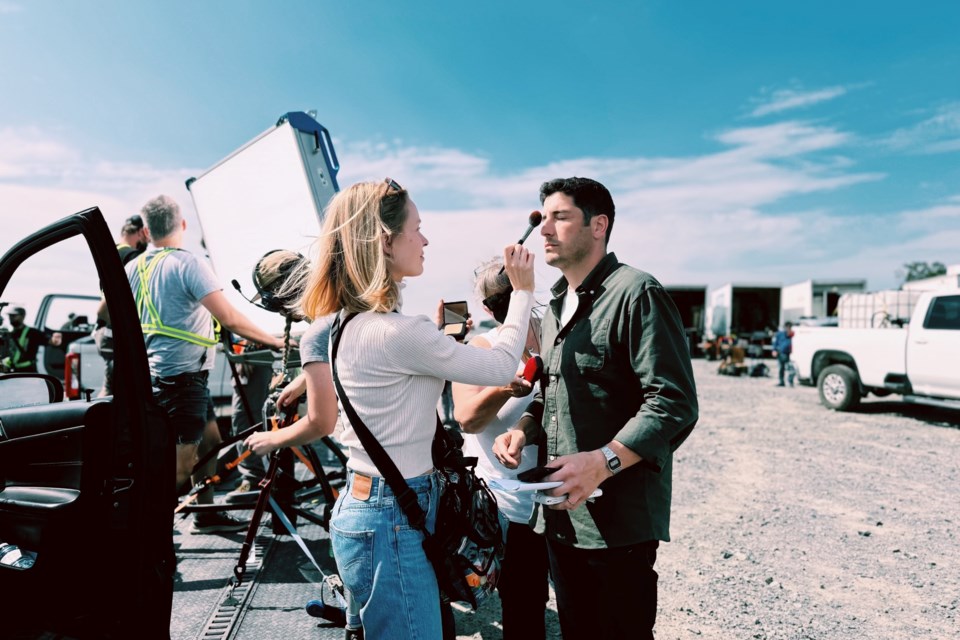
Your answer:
[333,289,534,478]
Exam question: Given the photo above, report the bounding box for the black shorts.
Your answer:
[152,371,216,445]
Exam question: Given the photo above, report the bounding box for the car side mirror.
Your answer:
[0,373,64,410]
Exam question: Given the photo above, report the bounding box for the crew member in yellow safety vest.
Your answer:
[2,307,49,373]
[117,195,284,535]
[93,214,151,397]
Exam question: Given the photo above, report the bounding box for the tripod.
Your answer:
[176,321,347,533]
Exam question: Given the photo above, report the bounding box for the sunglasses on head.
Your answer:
[380,177,405,219]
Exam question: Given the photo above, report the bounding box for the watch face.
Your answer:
[602,446,621,472]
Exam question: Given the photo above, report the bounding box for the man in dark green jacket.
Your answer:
[494,177,698,639]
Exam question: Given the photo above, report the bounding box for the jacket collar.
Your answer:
[549,252,621,300]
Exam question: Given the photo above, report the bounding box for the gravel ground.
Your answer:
[455,358,960,639]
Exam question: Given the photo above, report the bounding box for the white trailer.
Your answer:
[705,283,782,339]
[781,279,867,325]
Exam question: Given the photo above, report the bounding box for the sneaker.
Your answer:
[189,511,248,534]
[225,478,260,504]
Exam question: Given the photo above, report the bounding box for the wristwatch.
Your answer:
[599,445,622,475]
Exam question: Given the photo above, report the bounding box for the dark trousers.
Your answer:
[497,522,550,640]
[777,352,790,385]
[547,538,659,640]
[231,363,272,480]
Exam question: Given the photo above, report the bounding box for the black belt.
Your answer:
[151,369,208,387]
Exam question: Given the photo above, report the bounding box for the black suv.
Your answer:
[0,209,173,638]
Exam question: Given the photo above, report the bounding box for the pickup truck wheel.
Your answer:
[818,364,861,411]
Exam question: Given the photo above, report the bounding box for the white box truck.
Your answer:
[705,283,782,340]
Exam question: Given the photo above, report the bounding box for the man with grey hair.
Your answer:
[129,194,284,534]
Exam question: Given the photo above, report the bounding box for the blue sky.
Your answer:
[1,1,959,321]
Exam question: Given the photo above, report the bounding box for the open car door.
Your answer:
[0,208,173,638]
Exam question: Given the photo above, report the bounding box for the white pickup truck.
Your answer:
[792,288,960,411]
[65,331,237,410]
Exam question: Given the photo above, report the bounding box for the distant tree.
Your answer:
[897,261,947,283]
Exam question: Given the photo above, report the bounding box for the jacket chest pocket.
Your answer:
[572,319,610,374]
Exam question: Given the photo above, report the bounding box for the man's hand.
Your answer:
[543,449,610,511]
[492,429,527,469]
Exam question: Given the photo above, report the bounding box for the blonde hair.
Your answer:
[301,180,409,317]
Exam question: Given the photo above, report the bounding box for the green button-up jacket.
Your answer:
[528,252,698,548]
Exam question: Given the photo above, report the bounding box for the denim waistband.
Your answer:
[348,470,437,499]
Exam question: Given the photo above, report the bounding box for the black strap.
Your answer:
[330,312,431,532]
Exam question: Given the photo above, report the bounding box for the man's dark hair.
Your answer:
[122,214,144,235]
[539,177,616,243]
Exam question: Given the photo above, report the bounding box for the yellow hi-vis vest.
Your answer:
[135,249,220,348]
[1,325,36,370]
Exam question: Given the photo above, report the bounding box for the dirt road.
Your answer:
[455,358,960,639]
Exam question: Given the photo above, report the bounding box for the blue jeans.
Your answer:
[777,353,794,386]
[331,471,442,639]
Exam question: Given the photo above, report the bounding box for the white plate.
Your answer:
[487,479,564,492]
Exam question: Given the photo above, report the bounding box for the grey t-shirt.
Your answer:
[126,248,221,378]
[299,314,334,365]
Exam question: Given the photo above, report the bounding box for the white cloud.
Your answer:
[0,127,205,316]
[3,117,949,326]
[749,85,850,118]
[882,102,960,154]
[0,2,21,14]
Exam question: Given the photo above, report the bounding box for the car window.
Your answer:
[1,235,99,393]
[42,297,101,332]
[923,295,960,330]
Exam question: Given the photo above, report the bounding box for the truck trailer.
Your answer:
[665,285,707,356]
[705,283,782,340]
[780,279,867,325]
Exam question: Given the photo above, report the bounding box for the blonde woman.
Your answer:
[453,258,549,639]
[301,178,535,638]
